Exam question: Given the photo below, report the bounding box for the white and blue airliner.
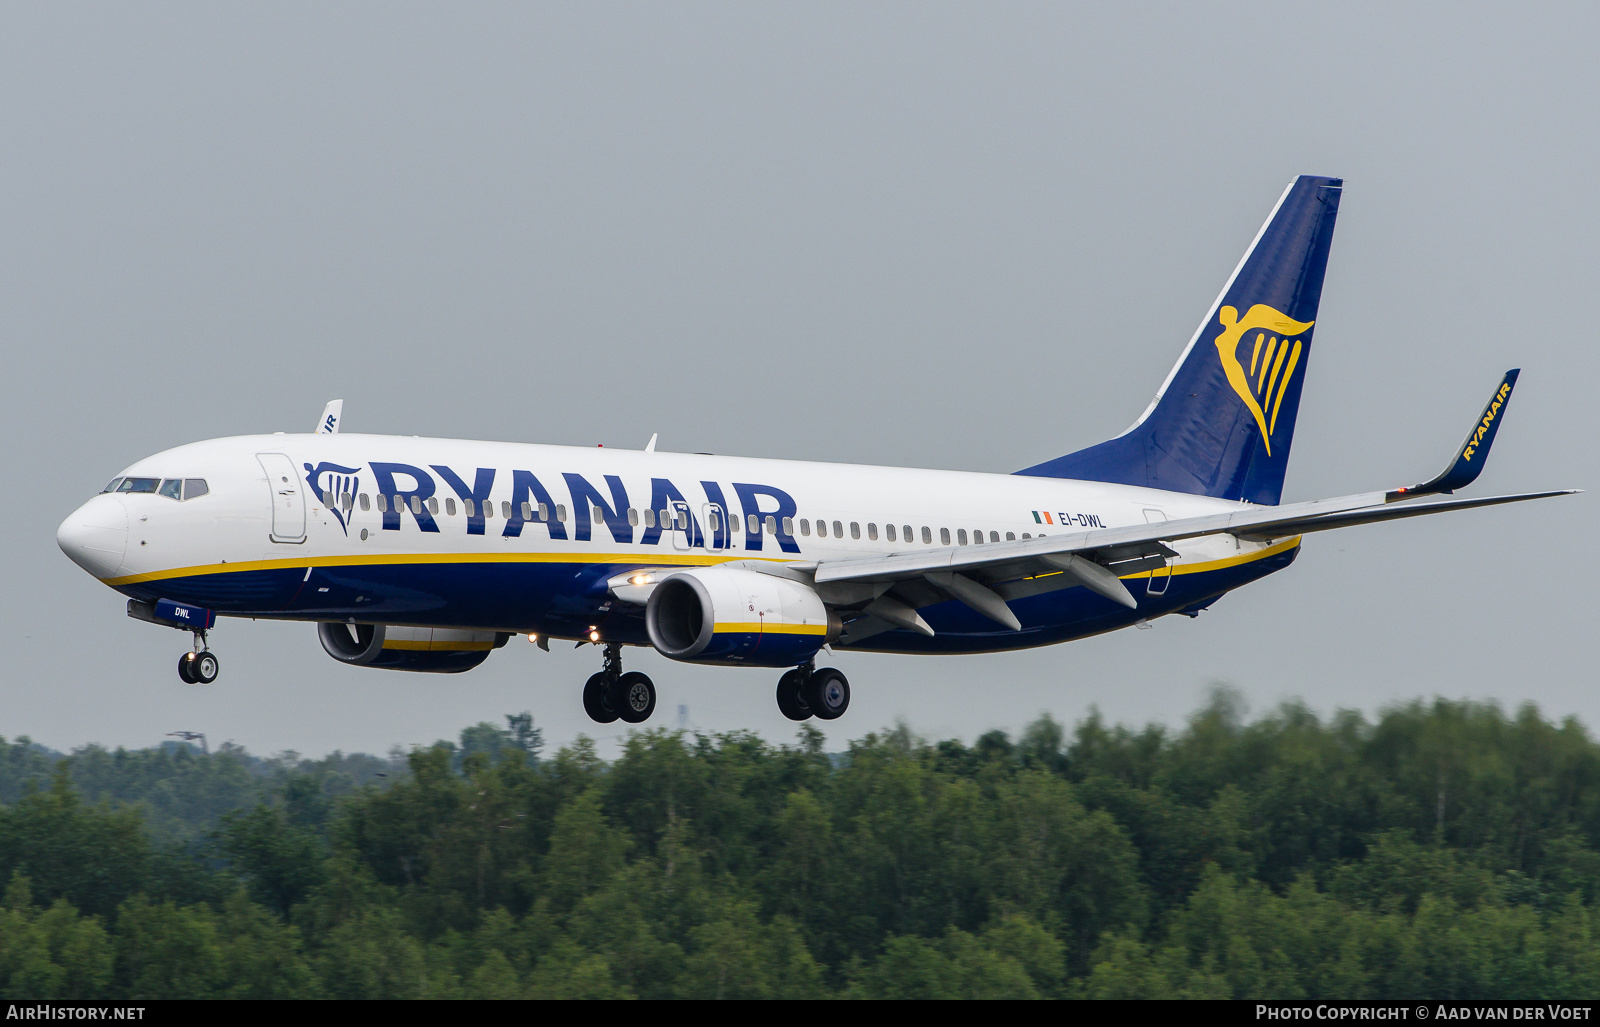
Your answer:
[56,176,1576,724]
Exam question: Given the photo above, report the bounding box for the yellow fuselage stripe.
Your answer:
[105,550,766,587]
[104,537,1300,589]
[1117,536,1299,578]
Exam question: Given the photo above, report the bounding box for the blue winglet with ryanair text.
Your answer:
[1387,369,1519,501]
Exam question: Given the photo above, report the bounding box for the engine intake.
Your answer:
[645,566,838,667]
[317,622,508,673]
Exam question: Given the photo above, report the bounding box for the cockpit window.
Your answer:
[104,476,208,500]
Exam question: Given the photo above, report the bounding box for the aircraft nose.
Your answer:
[57,496,129,579]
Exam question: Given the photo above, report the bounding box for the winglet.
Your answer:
[1388,370,1518,501]
[316,400,343,435]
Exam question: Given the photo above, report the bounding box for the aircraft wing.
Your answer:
[806,488,1575,589]
[801,369,1576,632]
[790,487,1576,636]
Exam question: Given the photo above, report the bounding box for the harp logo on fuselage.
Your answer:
[1213,304,1314,456]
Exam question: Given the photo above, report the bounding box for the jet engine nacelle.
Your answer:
[317,622,508,674]
[644,566,839,667]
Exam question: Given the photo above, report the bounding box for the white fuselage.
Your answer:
[58,432,1296,655]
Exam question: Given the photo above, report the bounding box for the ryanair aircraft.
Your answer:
[56,176,1576,724]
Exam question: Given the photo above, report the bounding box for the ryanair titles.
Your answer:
[1461,381,1513,463]
[305,461,801,554]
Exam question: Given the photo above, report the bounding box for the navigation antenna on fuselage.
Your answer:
[316,399,343,434]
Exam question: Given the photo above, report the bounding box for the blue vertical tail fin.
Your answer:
[1017,175,1343,505]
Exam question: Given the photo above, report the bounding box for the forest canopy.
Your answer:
[4,690,1600,999]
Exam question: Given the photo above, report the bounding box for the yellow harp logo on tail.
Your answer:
[1213,304,1314,456]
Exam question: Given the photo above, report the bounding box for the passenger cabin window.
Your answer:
[747,514,759,534]
[628,508,639,526]
[867,523,878,541]
[160,479,184,501]
[502,501,512,519]
[411,496,423,515]
[903,525,913,543]
[522,502,533,519]
[360,494,370,511]
[482,500,493,519]
[886,523,896,542]
[799,518,810,536]
[643,508,656,528]
[850,522,860,540]
[940,527,951,545]
[957,529,968,545]
[464,499,476,517]
[427,497,439,515]
[921,526,932,544]
[765,515,777,535]
[833,520,843,538]
[538,503,550,521]
[816,520,827,538]
[556,504,568,523]
[376,495,388,512]
[1005,532,1015,541]
[446,498,456,516]
[782,516,794,536]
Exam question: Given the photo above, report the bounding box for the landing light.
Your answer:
[588,630,601,643]
[526,633,539,644]
[629,574,650,586]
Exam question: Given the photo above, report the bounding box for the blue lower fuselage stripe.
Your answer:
[115,546,1297,656]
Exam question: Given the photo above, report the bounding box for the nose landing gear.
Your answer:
[775,663,849,721]
[582,643,656,724]
[177,631,219,685]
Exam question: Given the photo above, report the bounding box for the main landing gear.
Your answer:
[582,642,656,724]
[177,630,219,685]
[775,663,850,721]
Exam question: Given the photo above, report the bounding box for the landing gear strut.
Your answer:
[177,630,219,685]
[775,663,849,721]
[582,642,656,724]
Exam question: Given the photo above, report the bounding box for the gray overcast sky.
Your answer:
[3,2,1595,758]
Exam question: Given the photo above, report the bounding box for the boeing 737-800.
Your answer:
[55,176,1576,723]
